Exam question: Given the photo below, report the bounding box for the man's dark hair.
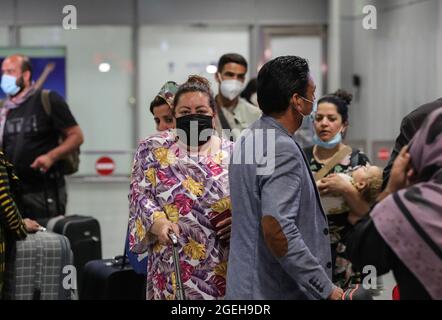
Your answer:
[257,56,310,115]
[19,54,33,79]
[217,53,248,73]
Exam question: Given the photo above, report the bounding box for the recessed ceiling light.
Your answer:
[206,64,217,74]
[99,62,111,72]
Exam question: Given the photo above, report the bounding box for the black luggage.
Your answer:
[46,215,102,294]
[80,255,146,300]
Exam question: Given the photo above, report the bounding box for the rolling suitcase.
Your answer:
[4,230,75,300]
[80,254,145,300]
[124,226,148,275]
[47,215,102,294]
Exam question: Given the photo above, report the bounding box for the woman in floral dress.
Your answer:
[128,76,232,300]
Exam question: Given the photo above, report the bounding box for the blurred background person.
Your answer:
[0,54,84,223]
[214,53,261,140]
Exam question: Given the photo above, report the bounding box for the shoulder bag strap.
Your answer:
[314,145,353,181]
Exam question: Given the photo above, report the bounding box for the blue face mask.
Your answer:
[313,131,342,149]
[1,74,21,96]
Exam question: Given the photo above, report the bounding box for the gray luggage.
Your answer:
[4,230,75,300]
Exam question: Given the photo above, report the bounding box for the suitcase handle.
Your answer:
[33,232,44,300]
[112,255,127,268]
[168,232,185,300]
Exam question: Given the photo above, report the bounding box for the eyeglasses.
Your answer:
[301,96,315,104]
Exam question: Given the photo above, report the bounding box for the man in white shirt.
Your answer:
[214,53,261,140]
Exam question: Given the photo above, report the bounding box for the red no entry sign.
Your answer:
[96,156,115,176]
[377,148,390,161]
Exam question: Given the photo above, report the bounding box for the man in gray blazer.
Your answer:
[226,56,343,300]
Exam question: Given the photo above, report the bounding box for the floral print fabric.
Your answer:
[128,130,232,300]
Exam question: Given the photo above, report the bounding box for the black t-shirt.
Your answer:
[2,90,78,192]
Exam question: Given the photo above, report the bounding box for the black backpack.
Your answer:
[40,89,80,175]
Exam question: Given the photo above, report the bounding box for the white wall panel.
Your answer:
[138,25,249,139]
[270,36,324,96]
[0,27,9,46]
[341,0,440,149]
[20,26,134,176]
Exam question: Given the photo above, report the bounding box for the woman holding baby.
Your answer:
[303,89,382,289]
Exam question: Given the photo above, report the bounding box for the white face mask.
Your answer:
[219,78,244,101]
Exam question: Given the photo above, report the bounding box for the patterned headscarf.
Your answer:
[371,107,442,299]
[156,81,179,109]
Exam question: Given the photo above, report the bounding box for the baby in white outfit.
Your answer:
[318,165,383,215]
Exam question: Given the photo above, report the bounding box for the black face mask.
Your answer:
[175,114,214,147]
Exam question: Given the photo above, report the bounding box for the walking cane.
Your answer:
[169,232,186,300]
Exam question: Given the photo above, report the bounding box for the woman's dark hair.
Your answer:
[317,89,353,123]
[149,96,167,114]
[173,75,216,113]
[257,56,310,115]
[240,78,257,104]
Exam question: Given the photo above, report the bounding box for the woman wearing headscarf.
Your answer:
[125,81,180,276]
[149,81,179,132]
[347,108,442,300]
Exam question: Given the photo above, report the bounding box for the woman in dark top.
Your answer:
[304,89,372,288]
[0,150,41,297]
[0,151,28,297]
[348,108,442,300]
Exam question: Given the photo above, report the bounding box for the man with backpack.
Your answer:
[0,54,83,223]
